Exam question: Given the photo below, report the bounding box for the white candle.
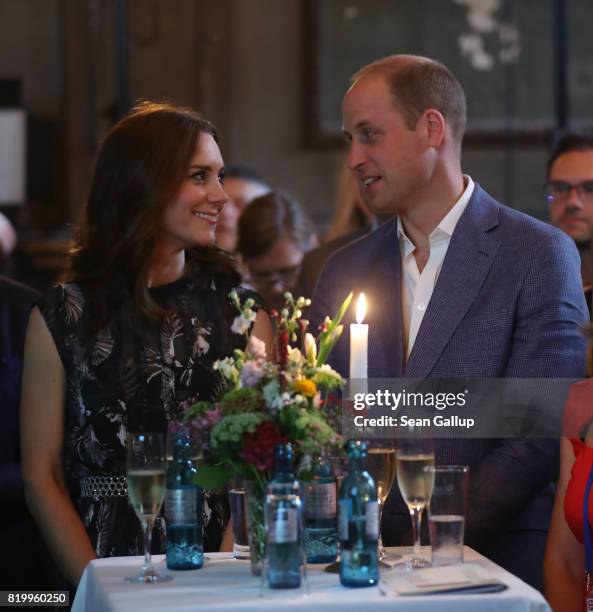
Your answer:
[350,293,368,385]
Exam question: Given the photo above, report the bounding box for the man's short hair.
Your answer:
[353,55,467,143]
[547,130,593,177]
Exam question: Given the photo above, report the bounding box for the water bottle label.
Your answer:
[365,500,379,539]
[166,488,197,524]
[586,571,593,610]
[339,499,351,541]
[304,482,337,518]
[270,507,298,543]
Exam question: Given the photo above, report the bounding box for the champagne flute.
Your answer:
[365,447,397,563]
[125,432,172,584]
[396,438,435,568]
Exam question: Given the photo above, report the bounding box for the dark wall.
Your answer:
[2,0,586,239]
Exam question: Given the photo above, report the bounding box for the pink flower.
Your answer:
[187,406,223,456]
[193,407,222,430]
[240,360,265,387]
[246,335,267,360]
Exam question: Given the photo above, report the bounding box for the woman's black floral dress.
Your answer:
[38,274,259,558]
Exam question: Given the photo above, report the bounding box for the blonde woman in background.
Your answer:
[323,155,376,244]
[295,156,377,299]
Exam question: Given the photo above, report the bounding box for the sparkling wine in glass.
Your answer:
[125,432,172,584]
[365,447,397,562]
[396,439,435,568]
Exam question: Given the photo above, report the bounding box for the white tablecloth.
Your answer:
[72,547,550,612]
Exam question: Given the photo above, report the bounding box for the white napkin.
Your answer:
[379,563,507,596]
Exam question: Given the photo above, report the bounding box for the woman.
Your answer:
[295,157,377,300]
[20,102,273,586]
[237,190,316,310]
[544,379,593,611]
[323,155,375,245]
[214,165,269,252]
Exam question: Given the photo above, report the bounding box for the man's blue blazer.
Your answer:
[310,184,588,588]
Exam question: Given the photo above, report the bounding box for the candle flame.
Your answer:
[356,293,366,324]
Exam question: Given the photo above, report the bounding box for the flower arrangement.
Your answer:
[182,291,352,490]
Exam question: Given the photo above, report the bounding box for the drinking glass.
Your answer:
[125,432,172,583]
[364,446,397,563]
[229,487,250,559]
[427,466,469,566]
[396,438,435,568]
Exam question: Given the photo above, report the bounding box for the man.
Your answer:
[310,55,587,589]
[546,132,593,307]
[216,165,270,252]
[0,276,54,590]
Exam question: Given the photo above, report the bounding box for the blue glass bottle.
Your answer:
[165,430,204,570]
[339,440,379,587]
[303,454,338,563]
[265,443,302,589]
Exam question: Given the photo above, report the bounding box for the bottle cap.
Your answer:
[274,442,294,462]
[345,439,367,458]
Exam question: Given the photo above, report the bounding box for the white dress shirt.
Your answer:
[398,176,475,359]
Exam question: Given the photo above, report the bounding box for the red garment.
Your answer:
[563,379,593,544]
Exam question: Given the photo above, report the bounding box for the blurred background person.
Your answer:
[0,212,54,590]
[546,131,593,304]
[295,157,377,299]
[0,275,55,590]
[215,164,270,252]
[540,137,593,612]
[237,190,317,310]
[544,376,593,611]
[20,102,273,587]
[0,211,17,276]
[323,157,376,244]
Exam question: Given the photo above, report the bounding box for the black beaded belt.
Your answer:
[80,476,128,498]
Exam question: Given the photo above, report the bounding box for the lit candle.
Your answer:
[350,293,368,394]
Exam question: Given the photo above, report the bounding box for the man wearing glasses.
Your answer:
[546,132,593,312]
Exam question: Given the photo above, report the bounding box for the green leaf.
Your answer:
[332,290,354,330]
[185,400,215,419]
[193,464,234,492]
[298,468,315,481]
[317,291,353,366]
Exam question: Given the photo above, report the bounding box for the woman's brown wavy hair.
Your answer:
[65,101,240,329]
